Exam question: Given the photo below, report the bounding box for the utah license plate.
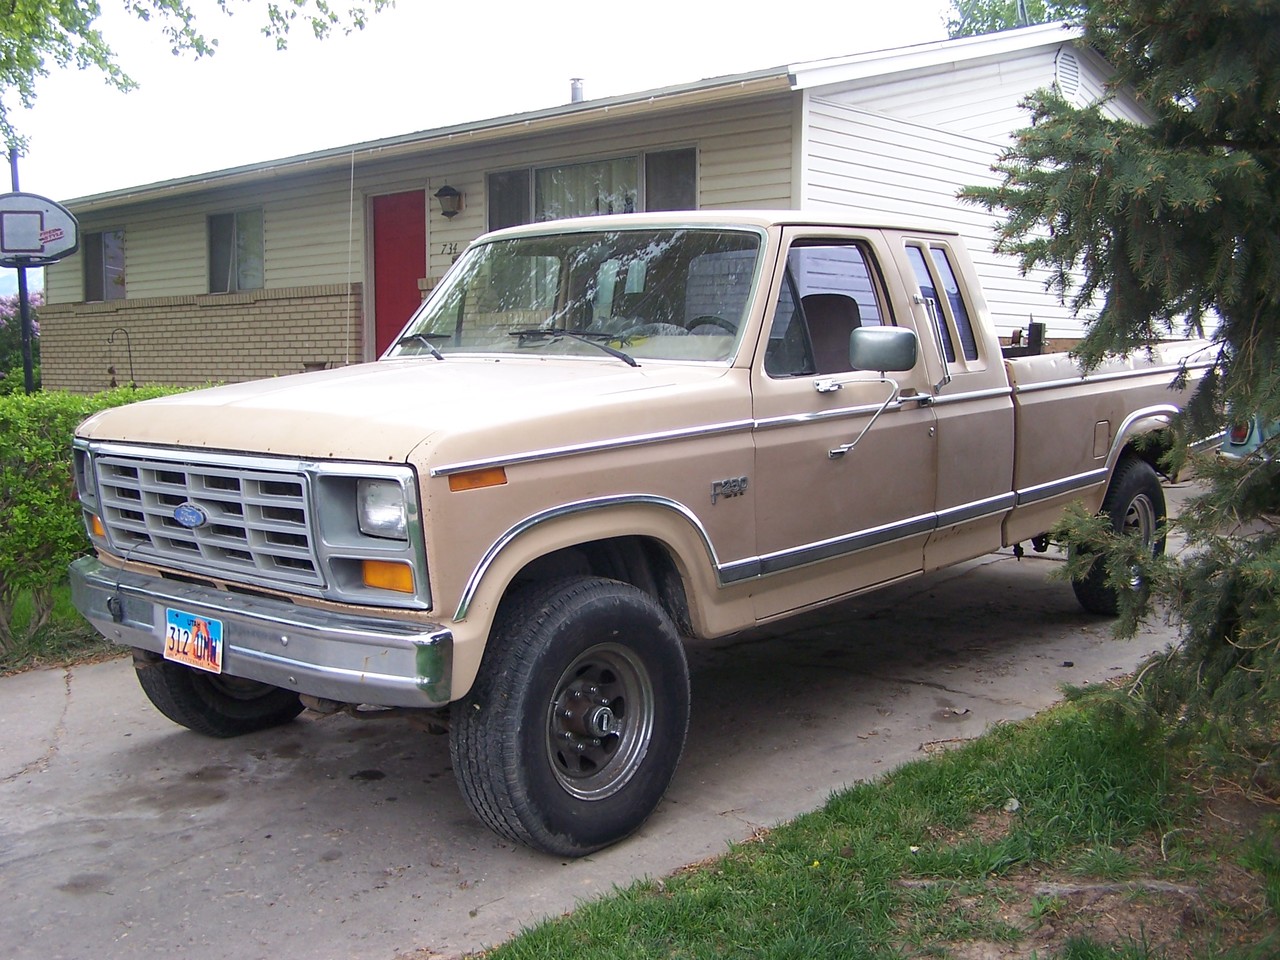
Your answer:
[163,608,224,674]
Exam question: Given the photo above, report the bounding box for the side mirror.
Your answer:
[849,326,918,373]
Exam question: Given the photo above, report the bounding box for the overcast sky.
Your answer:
[2,0,956,295]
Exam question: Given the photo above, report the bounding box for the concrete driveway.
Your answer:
[0,489,1192,960]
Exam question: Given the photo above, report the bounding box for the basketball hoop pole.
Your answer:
[8,150,35,394]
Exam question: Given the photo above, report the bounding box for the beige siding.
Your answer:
[46,250,82,303]
[47,94,796,310]
[803,99,1080,337]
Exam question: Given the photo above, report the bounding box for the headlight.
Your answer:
[357,478,408,540]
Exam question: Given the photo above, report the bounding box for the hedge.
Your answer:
[0,386,184,650]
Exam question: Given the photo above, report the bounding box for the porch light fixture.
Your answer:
[434,184,464,219]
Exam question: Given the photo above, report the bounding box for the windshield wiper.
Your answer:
[509,328,638,368]
[396,332,447,360]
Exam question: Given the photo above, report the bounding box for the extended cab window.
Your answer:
[765,242,887,377]
[906,243,979,363]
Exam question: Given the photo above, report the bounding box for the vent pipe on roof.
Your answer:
[571,78,584,103]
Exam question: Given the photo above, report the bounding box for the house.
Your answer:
[40,22,1147,392]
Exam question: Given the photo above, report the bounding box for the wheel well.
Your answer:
[509,537,692,634]
[1121,429,1174,479]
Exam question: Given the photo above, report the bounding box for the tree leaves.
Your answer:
[0,0,392,150]
[970,0,1280,788]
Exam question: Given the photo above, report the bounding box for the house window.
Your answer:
[488,169,531,231]
[208,209,264,293]
[83,229,126,302]
[645,149,696,211]
[536,156,637,221]
[487,148,697,230]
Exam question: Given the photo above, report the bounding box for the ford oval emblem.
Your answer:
[173,502,208,529]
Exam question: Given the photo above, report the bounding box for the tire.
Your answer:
[450,577,690,857]
[133,650,305,738]
[1071,456,1167,615]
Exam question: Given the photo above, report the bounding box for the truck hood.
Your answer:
[77,357,737,463]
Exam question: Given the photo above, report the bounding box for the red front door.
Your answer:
[371,190,427,357]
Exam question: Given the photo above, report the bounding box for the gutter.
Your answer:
[64,69,793,214]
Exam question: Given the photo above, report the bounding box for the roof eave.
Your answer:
[64,68,792,214]
[789,21,1083,89]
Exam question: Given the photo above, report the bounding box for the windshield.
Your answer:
[386,227,762,363]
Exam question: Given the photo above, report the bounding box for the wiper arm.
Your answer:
[396,332,446,360]
[509,328,638,368]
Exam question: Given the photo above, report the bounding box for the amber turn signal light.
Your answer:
[448,467,507,492]
[361,559,414,593]
[90,515,106,538]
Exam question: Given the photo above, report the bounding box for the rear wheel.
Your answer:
[133,650,304,737]
[450,577,690,857]
[1071,456,1166,615]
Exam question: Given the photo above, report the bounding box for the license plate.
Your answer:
[163,608,224,674]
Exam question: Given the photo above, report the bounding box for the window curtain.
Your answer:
[535,157,638,221]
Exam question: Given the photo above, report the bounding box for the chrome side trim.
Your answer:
[930,386,1014,407]
[454,494,726,620]
[755,511,937,575]
[936,492,1017,526]
[752,399,905,432]
[434,399,921,478]
[459,485,1053,619]
[1012,360,1212,395]
[430,420,755,477]
[1015,468,1109,506]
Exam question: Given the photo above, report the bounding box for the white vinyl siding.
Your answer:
[814,48,1060,142]
[803,98,1078,336]
[1072,46,1152,124]
[813,43,1150,141]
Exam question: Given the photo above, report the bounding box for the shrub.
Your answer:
[0,291,41,394]
[0,386,182,651]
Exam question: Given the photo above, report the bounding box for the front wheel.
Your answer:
[450,577,690,857]
[1071,456,1167,615]
[133,650,305,737]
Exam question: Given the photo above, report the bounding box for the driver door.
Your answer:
[750,229,938,620]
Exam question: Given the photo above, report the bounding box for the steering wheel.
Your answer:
[687,315,736,336]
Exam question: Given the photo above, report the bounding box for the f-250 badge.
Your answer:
[711,476,749,505]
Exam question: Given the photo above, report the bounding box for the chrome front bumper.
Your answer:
[70,556,453,708]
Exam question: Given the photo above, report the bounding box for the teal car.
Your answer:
[1220,415,1280,459]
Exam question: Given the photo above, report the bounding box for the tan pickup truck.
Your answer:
[70,211,1207,856]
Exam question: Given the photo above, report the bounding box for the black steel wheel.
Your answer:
[133,650,305,737]
[450,577,690,857]
[1071,456,1167,615]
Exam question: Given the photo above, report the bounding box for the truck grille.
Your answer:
[94,453,322,587]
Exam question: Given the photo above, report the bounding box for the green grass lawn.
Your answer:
[478,694,1279,960]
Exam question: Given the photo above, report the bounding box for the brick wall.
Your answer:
[40,284,365,394]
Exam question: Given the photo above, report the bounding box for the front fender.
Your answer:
[445,496,751,698]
